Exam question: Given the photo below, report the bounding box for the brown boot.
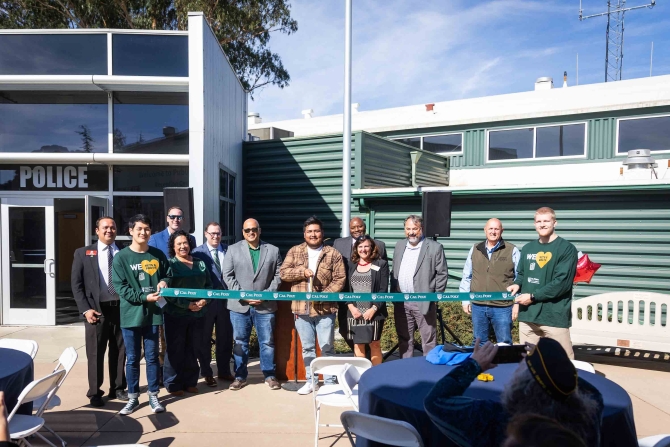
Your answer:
[204,376,217,387]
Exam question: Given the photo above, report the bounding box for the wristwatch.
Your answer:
[530,294,536,303]
[371,305,378,311]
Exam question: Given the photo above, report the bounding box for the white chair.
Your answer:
[310,356,372,391]
[8,369,65,447]
[313,363,362,447]
[639,435,670,447]
[33,347,78,447]
[572,360,596,374]
[0,338,39,359]
[341,411,424,447]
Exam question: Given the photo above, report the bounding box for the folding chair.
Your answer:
[571,360,596,374]
[310,357,372,391]
[639,435,670,447]
[33,347,78,447]
[340,411,424,447]
[0,338,39,359]
[313,363,362,447]
[8,370,65,447]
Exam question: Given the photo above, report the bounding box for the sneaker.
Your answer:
[148,394,164,413]
[229,379,246,391]
[265,377,280,390]
[297,381,314,395]
[119,398,139,415]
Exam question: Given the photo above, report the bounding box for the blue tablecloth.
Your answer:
[0,347,34,416]
[358,356,637,447]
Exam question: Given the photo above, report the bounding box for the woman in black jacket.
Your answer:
[346,235,389,365]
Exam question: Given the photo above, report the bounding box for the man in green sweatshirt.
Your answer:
[507,207,578,359]
[112,214,170,415]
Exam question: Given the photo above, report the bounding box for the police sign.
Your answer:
[0,165,109,191]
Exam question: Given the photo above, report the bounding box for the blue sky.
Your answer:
[250,0,670,122]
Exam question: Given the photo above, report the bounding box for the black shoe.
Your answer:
[111,390,129,401]
[90,395,105,407]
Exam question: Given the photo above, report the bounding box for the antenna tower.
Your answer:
[579,0,655,82]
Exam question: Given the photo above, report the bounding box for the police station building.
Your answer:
[0,13,246,325]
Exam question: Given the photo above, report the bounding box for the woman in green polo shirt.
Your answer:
[163,230,212,397]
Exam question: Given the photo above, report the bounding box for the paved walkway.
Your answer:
[2,325,669,446]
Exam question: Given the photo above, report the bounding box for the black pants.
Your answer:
[198,299,233,377]
[85,302,126,398]
[338,302,355,350]
[163,312,202,392]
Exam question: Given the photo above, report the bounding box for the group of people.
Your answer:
[71,203,580,418]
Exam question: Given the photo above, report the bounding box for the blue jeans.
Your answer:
[295,314,336,384]
[471,304,513,345]
[121,325,160,398]
[229,308,276,380]
[163,312,203,392]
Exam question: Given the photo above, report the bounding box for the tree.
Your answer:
[75,124,94,152]
[0,0,298,95]
[113,127,126,149]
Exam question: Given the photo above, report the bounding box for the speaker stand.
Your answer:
[282,326,303,391]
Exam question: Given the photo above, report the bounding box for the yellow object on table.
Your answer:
[477,373,494,382]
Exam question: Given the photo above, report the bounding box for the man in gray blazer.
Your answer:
[333,217,387,350]
[391,214,448,358]
[221,218,282,391]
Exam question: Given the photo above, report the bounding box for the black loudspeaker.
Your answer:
[163,187,195,234]
[422,191,452,238]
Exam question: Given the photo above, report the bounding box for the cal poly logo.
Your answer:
[173,290,180,296]
[240,292,246,298]
[207,291,213,297]
[404,294,410,300]
[502,293,508,299]
[470,293,475,300]
[273,293,279,299]
[372,294,377,301]
[437,294,443,300]
[306,293,311,300]
[339,294,345,300]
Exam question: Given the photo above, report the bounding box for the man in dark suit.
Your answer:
[72,216,128,407]
[333,217,387,350]
[148,206,197,258]
[391,215,448,358]
[191,222,234,387]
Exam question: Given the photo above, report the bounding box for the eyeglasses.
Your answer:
[243,227,259,234]
[168,215,184,221]
[206,231,221,237]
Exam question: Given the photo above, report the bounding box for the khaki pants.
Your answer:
[519,321,574,359]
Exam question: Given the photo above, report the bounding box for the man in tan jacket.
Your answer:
[280,216,346,395]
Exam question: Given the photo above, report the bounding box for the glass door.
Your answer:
[85,195,109,246]
[1,199,56,325]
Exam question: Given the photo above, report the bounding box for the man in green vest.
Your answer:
[509,207,578,359]
[460,218,520,345]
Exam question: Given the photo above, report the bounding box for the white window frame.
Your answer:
[391,132,464,156]
[615,113,670,156]
[486,121,588,163]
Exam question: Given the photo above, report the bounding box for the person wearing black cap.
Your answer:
[424,337,603,447]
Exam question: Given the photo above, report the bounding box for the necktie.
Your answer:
[211,248,221,273]
[107,247,117,296]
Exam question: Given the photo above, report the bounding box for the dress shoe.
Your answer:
[229,379,246,391]
[89,395,105,407]
[265,377,280,390]
[204,376,217,387]
[109,390,129,401]
[170,390,185,397]
[218,373,235,381]
[185,387,199,394]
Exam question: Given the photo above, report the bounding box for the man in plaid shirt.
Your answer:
[280,216,346,395]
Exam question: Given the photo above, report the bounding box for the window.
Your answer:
[618,115,670,154]
[488,123,586,161]
[394,137,421,149]
[536,124,585,158]
[113,166,189,192]
[0,92,108,153]
[423,134,462,154]
[113,93,188,154]
[219,169,236,244]
[113,196,165,235]
[112,34,188,77]
[0,34,107,75]
[489,128,534,160]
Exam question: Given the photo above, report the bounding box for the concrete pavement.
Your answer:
[2,325,669,446]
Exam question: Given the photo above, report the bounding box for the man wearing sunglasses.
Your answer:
[192,222,234,387]
[148,206,196,259]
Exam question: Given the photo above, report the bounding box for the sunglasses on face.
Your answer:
[168,215,184,220]
[243,227,259,234]
[356,235,372,241]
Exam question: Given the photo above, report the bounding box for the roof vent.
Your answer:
[248,112,262,124]
[425,103,435,112]
[535,77,553,91]
[302,109,314,119]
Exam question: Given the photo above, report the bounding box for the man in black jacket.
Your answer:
[71,216,127,407]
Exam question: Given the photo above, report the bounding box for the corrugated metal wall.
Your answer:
[369,190,670,299]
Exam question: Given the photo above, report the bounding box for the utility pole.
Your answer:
[579,0,655,82]
[341,0,352,237]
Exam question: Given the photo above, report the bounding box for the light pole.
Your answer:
[341,0,352,237]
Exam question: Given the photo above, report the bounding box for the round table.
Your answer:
[0,347,34,416]
[358,356,637,447]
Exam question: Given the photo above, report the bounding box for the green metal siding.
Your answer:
[367,190,670,299]
[588,117,616,160]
